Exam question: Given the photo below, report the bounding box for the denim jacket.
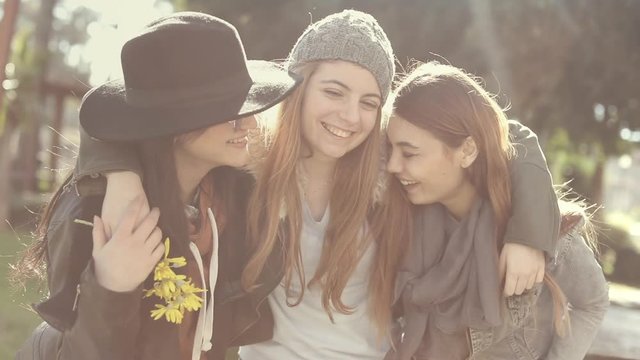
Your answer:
[468,214,609,360]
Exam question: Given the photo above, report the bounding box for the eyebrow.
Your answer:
[320,79,382,100]
[394,141,420,149]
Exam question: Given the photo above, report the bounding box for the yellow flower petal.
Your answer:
[163,238,170,258]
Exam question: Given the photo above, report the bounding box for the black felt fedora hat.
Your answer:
[80,12,301,141]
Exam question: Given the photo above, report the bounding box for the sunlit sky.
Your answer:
[60,0,174,85]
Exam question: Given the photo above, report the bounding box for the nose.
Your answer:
[339,99,360,125]
[236,115,258,130]
[386,147,401,174]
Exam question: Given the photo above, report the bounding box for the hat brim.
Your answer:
[80,60,301,141]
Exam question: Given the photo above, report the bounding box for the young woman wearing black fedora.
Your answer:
[57,10,559,360]
[14,12,299,360]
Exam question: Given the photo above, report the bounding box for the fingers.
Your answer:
[133,207,160,241]
[150,241,166,263]
[103,222,113,239]
[506,272,540,296]
[135,195,151,229]
[92,216,107,256]
[144,226,163,253]
[504,274,516,296]
[507,276,528,296]
[513,276,527,295]
[112,196,144,239]
[525,274,536,292]
[535,267,545,283]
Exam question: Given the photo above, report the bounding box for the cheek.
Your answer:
[301,92,324,120]
[362,115,377,134]
[300,101,319,134]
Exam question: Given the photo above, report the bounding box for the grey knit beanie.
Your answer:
[286,9,395,102]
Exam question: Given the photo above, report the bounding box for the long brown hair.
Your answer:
[242,62,411,337]
[393,61,569,336]
[10,173,74,286]
[394,61,515,239]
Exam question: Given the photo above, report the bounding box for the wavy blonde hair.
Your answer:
[394,61,570,336]
[242,62,411,338]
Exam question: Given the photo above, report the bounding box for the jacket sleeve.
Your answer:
[75,126,143,180]
[55,263,144,360]
[505,120,560,254]
[545,229,609,360]
[33,189,143,360]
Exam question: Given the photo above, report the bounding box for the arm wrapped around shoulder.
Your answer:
[76,126,143,180]
[505,120,560,255]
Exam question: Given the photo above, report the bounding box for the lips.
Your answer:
[399,178,419,186]
[227,136,248,145]
[321,122,354,138]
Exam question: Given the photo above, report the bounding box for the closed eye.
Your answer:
[361,100,380,111]
[324,88,343,97]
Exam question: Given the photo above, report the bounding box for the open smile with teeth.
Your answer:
[399,179,419,186]
[227,136,247,144]
[322,122,354,138]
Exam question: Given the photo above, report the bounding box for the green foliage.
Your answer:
[0,231,45,359]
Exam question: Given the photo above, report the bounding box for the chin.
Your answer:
[408,193,433,206]
[230,159,250,168]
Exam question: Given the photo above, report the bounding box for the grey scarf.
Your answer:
[392,199,502,360]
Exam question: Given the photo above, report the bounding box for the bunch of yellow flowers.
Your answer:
[145,238,205,324]
[74,219,204,324]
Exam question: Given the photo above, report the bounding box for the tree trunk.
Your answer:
[0,0,21,230]
[0,115,17,229]
[16,0,57,193]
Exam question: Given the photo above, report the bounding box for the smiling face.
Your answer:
[386,114,477,218]
[299,60,381,162]
[174,115,258,171]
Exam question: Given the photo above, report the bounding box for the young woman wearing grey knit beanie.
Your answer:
[239,9,408,360]
[72,9,407,359]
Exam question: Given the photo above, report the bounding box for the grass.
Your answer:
[0,229,46,359]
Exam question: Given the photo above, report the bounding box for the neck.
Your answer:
[174,153,218,204]
[443,180,478,221]
[299,154,337,220]
[300,154,337,184]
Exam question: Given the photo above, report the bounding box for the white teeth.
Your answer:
[400,179,418,186]
[322,122,353,138]
[228,137,247,144]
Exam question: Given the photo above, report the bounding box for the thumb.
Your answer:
[103,221,113,240]
[92,216,107,256]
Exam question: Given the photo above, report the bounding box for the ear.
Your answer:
[460,136,478,169]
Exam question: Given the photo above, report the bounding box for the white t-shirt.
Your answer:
[239,203,389,360]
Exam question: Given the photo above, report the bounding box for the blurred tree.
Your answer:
[5,0,57,197]
[1,0,94,228]
[0,0,21,230]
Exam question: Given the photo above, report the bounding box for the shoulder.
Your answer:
[48,182,104,235]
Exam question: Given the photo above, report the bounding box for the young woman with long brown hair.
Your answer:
[385,61,608,360]
[14,12,299,360]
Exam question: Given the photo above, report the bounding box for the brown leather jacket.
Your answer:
[17,172,283,360]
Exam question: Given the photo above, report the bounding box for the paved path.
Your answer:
[588,304,640,359]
